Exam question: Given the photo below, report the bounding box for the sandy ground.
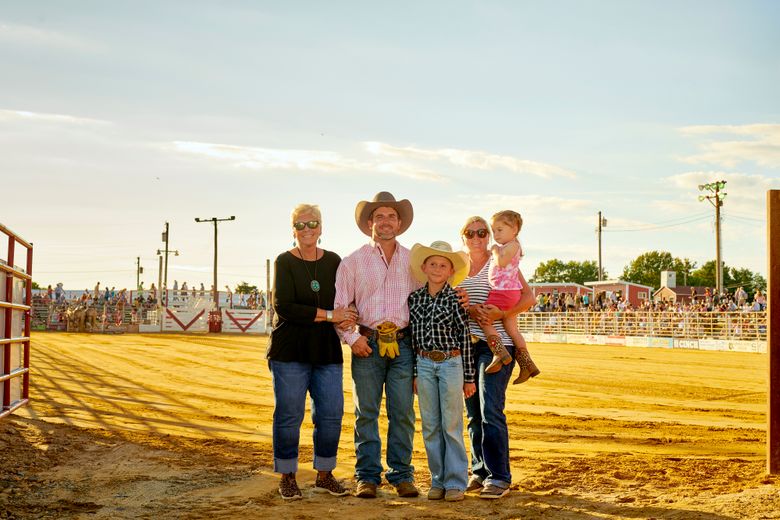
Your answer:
[1,332,778,519]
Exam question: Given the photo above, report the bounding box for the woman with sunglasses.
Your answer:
[267,203,357,500]
[456,216,535,499]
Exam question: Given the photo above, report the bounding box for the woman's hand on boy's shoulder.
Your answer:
[454,286,469,309]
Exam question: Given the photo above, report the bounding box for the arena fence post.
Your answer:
[768,189,780,474]
[0,223,32,419]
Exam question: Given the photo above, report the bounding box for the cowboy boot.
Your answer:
[485,335,512,374]
[512,348,541,385]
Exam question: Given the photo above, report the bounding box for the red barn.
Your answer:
[584,280,653,308]
[528,283,591,298]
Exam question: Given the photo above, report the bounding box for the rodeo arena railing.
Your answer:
[31,289,269,334]
[517,310,768,353]
[1,223,32,419]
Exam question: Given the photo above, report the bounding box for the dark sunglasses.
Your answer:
[463,228,489,239]
[293,220,320,231]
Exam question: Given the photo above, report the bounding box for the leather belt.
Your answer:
[359,324,409,341]
[417,349,461,362]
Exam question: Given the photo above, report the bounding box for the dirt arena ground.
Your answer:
[1,332,778,519]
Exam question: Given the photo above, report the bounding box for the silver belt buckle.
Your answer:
[428,351,446,362]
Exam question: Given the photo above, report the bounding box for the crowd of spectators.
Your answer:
[531,287,766,314]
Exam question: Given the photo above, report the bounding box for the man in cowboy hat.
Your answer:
[334,191,421,498]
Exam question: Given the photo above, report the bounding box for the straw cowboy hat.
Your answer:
[410,241,470,287]
[354,191,414,237]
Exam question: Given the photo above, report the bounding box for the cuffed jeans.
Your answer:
[269,360,344,474]
[416,355,468,491]
[351,334,415,485]
[464,339,514,488]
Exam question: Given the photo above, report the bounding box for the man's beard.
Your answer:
[374,227,397,240]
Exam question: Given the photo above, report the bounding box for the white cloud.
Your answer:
[0,108,109,126]
[170,141,446,181]
[364,141,576,179]
[0,21,97,51]
[678,123,780,168]
[172,141,365,171]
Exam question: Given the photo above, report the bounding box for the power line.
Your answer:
[604,213,712,232]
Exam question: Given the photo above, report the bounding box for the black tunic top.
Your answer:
[266,250,343,365]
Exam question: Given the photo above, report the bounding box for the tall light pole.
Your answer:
[195,216,235,308]
[159,222,181,307]
[597,211,607,281]
[699,180,727,294]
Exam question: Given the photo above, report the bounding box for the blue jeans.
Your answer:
[351,334,415,485]
[269,360,344,474]
[416,355,468,491]
[464,339,514,488]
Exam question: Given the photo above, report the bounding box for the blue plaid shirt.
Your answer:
[408,283,474,383]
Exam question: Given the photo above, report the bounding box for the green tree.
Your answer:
[563,260,601,285]
[531,259,567,283]
[622,251,696,289]
[32,281,41,290]
[235,281,257,294]
[531,259,602,284]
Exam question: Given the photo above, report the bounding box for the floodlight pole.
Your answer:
[768,190,779,474]
[195,216,235,309]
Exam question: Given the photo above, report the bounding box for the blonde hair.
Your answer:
[491,210,523,233]
[460,216,491,238]
[291,204,322,224]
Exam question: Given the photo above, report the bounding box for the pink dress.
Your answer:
[485,241,523,310]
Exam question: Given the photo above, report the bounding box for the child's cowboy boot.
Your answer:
[512,348,541,384]
[485,335,512,373]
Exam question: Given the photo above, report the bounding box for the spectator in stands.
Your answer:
[225,285,233,308]
[267,203,356,499]
[199,282,205,296]
[754,289,766,311]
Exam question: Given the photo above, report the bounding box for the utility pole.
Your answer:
[699,181,727,294]
[597,211,607,281]
[195,216,235,309]
[159,222,179,307]
[136,256,143,291]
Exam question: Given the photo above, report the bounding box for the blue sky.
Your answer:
[2,1,779,291]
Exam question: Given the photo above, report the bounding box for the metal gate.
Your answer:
[0,223,32,419]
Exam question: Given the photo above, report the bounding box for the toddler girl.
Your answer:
[481,210,540,384]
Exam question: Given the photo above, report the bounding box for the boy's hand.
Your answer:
[463,382,476,398]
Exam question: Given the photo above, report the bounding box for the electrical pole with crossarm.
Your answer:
[699,181,727,295]
[194,216,235,309]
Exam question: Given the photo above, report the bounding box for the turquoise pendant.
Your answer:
[310,280,320,292]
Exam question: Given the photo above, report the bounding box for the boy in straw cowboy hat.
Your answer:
[408,241,474,502]
[334,191,422,499]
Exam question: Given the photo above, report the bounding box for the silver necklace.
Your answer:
[297,247,320,293]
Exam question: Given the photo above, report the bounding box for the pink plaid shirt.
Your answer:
[334,240,421,346]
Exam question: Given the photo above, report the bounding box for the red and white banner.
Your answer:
[222,309,266,333]
[162,308,207,332]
